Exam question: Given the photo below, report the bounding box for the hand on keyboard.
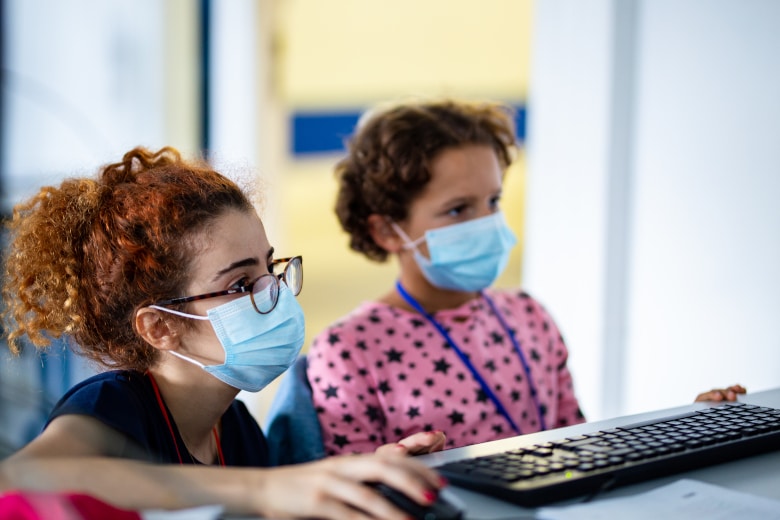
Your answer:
[695,384,746,402]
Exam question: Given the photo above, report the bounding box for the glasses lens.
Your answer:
[251,274,279,314]
[283,257,303,296]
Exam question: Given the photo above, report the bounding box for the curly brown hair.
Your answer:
[335,99,518,262]
[2,146,253,371]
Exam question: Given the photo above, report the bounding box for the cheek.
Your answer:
[183,320,226,363]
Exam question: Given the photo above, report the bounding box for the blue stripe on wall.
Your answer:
[291,105,526,157]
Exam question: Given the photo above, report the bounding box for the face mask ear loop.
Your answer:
[169,349,207,368]
[148,304,210,321]
[388,220,425,251]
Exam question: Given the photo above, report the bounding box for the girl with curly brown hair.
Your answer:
[0,146,446,518]
[303,99,586,458]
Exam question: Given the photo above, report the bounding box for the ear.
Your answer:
[367,214,405,254]
[135,307,182,352]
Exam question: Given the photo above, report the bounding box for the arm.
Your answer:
[1,414,444,519]
[307,325,390,455]
[531,295,586,427]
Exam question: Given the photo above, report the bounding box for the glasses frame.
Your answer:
[154,256,303,315]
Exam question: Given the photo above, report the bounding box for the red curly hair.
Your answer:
[2,146,253,371]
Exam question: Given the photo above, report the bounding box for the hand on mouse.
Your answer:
[376,430,447,457]
[695,384,746,403]
[250,451,444,519]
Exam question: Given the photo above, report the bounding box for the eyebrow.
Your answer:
[211,247,275,282]
[212,258,260,281]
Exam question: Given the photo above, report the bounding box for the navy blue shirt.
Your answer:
[47,370,269,466]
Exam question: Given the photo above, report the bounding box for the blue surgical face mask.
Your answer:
[150,284,305,392]
[391,212,517,292]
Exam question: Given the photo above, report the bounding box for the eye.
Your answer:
[489,195,502,211]
[230,276,253,291]
[446,204,467,218]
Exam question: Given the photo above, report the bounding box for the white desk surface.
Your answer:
[418,387,780,519]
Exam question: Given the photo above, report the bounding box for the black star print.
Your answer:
[425,378,435,387]
[483,360,497,372]
[342,374,352,382]
[397,373,407,381]
[333,434,351,448]
[433,357,452,374]
[386,328,396,336]
[368,315,381,323]
[365,405,384,424]
[475,389,488,403]
[490,331,504,344]
[413,340,424,348]
[492,424,504,434]
[328,333,340,346]
[356,340,368,351]
[343,413,354,423]
[394,427,403,436]
[377,380,392,394]
[412,388,421,398]
[433,399,444,408]
[410,318,425,328]
[531,349,541,362]
[385,348,403,363]
[511,390,521,401]
[323,385,339,399]
[447,410,465,425]
[340,350,351,360]
[406,406,421,419]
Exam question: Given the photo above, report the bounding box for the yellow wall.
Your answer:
[275,0,533,106]
[267,0,534,353]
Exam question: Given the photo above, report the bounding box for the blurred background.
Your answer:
[1,0,778,457]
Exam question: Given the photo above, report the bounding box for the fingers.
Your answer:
[313,453,444,519]
[388,431,447,456]
[695,384,747,403]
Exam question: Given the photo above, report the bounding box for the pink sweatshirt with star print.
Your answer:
[306,289,585,455]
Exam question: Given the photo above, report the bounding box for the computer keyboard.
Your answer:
[434,402,780,507]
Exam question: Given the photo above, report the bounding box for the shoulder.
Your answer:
[51,371,149,413]
[311,302,400,346]
[47,370,153,431]
[485,288,544,310]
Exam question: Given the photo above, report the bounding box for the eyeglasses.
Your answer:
[155,256,303,314]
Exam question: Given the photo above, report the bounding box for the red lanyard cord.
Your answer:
[146,371,225,466]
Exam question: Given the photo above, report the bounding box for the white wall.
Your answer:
[525,0,780,421]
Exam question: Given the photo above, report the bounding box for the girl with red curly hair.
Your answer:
[0,146,445,518]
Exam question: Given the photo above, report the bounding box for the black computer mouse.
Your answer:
[370,482,464,520]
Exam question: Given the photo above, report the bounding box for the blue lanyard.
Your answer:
[396,281,547,434]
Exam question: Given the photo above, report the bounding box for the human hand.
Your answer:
[695,384,747,403]
[250,451,444,519]
[375,430,447,457]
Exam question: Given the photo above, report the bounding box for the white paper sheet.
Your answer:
[142,504,224,520]
[537,479,780,520]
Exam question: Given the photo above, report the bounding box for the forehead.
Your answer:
[421,145,504,197]
[187,208,269,275]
